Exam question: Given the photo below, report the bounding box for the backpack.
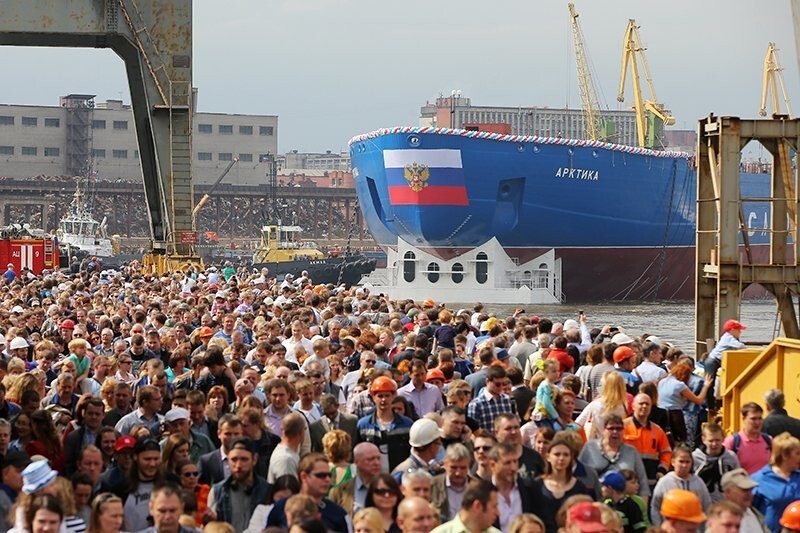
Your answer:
[732,432,772,453]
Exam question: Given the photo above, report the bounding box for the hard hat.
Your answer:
[369,376,397,395]
[660,489,707,524]
[426,368,445,383]
[780,500,800,530]
[613,346,636,363]
[9,337,28,351]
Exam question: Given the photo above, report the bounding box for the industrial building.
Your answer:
[420,94,644,148]
[0,94,278,185]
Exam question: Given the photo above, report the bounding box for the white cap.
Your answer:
[10,306,24,314]
[409,418,442,448]
[262,297,274,306]
[645,335,661,345]
[165,407,190,423]
[563,319,579,331]
[611,332,633,345]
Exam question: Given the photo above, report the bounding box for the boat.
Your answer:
[248,153,377,286]
[250,223,377,286]
[348,126,772,302]
[57,180,118,262]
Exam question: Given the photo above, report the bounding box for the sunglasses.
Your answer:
[374,488,397,497]
[311,471,332,479]
[605,427,624,432]
[182,471,200,478]
[475,445,493,452]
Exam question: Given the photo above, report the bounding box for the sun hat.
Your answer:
[21,460,57,494]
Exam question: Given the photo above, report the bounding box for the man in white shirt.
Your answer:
[282,319,313,365]
[634,340,667,383]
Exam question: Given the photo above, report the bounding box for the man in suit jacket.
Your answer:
[430,443,472,522]
[328,442,382,516]
[63,398,106,476]
[489,442,539,531]
[508,367,534,422]
[198,414,243,485]
[310,394,358,453]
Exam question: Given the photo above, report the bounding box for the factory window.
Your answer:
[219,152,233,161]
[92,149,106,158]
[403,251,416,282]
[44,147,60,157]
[198,124,212,133]
[113,120,128,130]
[0,146,13,155]
[0,116,14,125]
[134,150,139,159]
[21,147,37,156]
[44,118,60,127]
[92,120,106,129]
[427,262,440,283]
[452,262,464,284]
[239,153,253,162]
[113,149,128,159]
[21,117,37,127]
[476,252,488,284]
[259,126,274,136]
[239,125,253,135]
[198,152,212,161]
[259,154,271,162]
[219,125,233,135]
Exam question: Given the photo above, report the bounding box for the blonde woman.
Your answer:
[353,507,385,533]
[576,371,628,440]
[322,429,355,488]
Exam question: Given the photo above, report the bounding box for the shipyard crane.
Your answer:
[617,20,675,149]
[568,3,608,141]
[191,157,240,223]
[760,42,793,117]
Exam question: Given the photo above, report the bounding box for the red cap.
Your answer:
[613,346,636,364]
[60,319,75,330]
[724,319,747,332]
[208,283,219,290]
[567,502,609,532]
[114,436,136,452]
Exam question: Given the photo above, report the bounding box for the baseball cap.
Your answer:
[495,348,510,361]
[724,319,747,332]
[408,418,442,448]
[611,332,633,345]
[721,468,758,490]
[563,319,579,331]
[600,471,626,492]
[114,436,137,452]
[60,319,75,330]
[567,502,608,532]
[10,305,23,314]
[165,407,190,423]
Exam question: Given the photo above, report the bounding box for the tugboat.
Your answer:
[56,176,136,269]
[249,155,376,286]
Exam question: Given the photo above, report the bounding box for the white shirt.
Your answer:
[282,336,313,364]
[493,480,522,532]
[635,360,667,383]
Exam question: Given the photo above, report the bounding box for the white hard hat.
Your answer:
[9,337,29,351]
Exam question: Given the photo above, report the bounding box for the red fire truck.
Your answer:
[0,226,59,274]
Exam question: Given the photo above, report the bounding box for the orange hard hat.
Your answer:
[660,489,706,524]
[613,345,636,364]
[426,368,445,383]
[369,376,397,395]
[780,500,800,530]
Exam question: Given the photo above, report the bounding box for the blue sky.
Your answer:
[0,0,796,153]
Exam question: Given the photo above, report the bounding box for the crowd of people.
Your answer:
[0,260,799,533]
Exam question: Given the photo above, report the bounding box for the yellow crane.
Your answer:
[568,3,611,141]
[617,19,675,149]
[760,42,793,117]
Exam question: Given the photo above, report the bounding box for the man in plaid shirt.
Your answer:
[467,365,514,433]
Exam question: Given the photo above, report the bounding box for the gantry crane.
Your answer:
[617,19,675,149]
[760,42,793,117]
[568,3,612,141]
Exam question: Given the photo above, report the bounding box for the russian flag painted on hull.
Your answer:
[385,149,469,206]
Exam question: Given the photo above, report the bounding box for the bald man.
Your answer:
[623,393,672,489]
[329,442,382,515]
[397,496,438,533]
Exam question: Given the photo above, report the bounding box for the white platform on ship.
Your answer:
[359,237,562,304]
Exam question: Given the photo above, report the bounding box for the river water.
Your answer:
[455,299,785,356]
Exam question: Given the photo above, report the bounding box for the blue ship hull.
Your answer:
[349,127,772,301]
